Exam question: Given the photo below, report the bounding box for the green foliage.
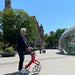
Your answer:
[33,47,38,50]
[5,47,15,52]
[44,33,48,41]
[0,32,3,42]
[0,9,38,46]
[0,50,3,52]
[45,28,67,49]
[38,48,43,50]
[56,28,67,40]
[0,11,3,25]
[0,42,4,50]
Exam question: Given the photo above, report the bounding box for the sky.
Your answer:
[0,0,75,34]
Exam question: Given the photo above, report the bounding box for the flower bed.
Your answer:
[1,51,17,57]
[1,47,17,57]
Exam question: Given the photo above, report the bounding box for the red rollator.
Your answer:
[24,49,41,74]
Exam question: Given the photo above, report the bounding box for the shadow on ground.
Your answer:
[0,56,15,58]
[4,72,39,75]
[31,73,39,75]
[56,52,66,55]
[4,72,29,75]
[56,52,75,56]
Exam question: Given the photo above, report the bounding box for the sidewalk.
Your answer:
[0,49,75,75]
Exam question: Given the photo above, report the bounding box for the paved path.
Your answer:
[0,49,75,75]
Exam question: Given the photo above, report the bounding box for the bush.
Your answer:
[0,42,4,50]
[5,47,15,52]
[33,47,38,50]
[38,48,43,50]
[0,50,3,52]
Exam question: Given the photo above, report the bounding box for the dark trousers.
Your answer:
[18,50,25,71]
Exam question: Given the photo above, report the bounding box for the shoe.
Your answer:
[18,70,22,74]
[18,69,26,74]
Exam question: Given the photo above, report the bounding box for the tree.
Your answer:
[0,32,3,42]
[0,9,38,48]
[44,33,49,48]
[55,28,67,43]
[44,28,67,49]
[49,31,55,48]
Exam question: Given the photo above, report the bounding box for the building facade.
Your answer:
[32,16,44,49]
[59,25,75,54]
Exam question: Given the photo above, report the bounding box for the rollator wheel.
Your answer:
[33,64,41,74]
[24,66,30,73]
